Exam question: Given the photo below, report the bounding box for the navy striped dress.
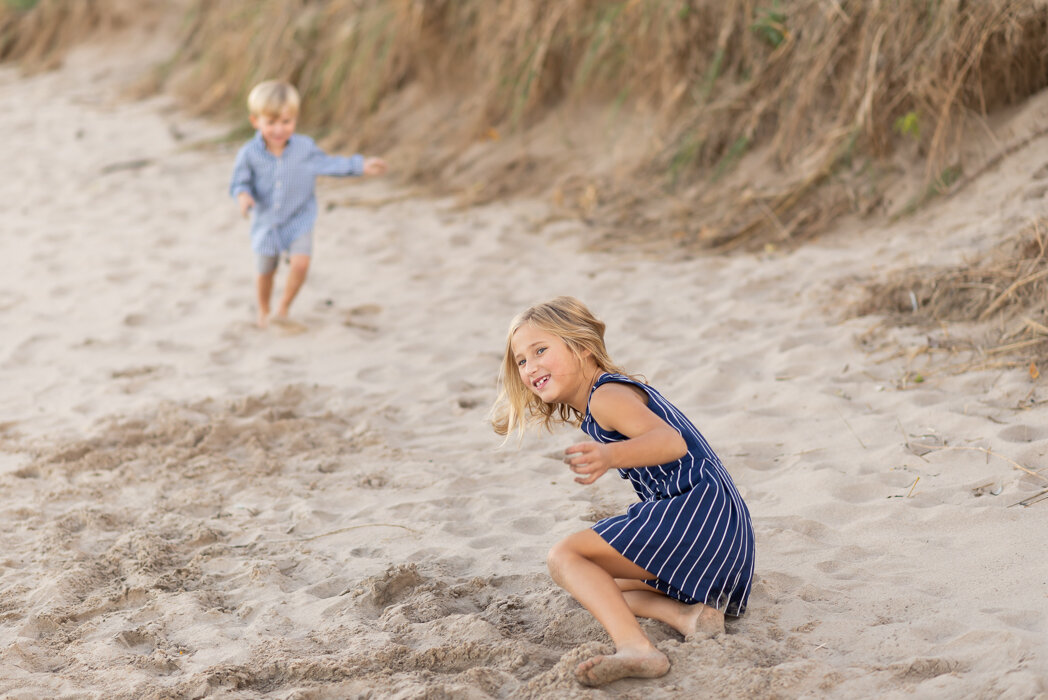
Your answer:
[583,373,755,616]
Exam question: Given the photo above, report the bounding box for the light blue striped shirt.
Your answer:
[229,132,365,256]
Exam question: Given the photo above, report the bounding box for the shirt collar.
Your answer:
[251,131,297,155]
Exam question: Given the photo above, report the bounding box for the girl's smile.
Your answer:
[511,323,596,411]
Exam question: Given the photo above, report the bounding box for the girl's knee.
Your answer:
[547,539,575,579]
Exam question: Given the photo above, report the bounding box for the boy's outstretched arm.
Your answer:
[307,139,387,178]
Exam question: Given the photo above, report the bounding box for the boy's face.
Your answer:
[250,108,297,151]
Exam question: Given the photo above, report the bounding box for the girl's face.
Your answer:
[510,323,594,412]
[250,108,297,152]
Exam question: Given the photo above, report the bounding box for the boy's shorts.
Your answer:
[256,231,313,275]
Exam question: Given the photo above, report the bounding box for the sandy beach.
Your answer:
[1,34,1048,700]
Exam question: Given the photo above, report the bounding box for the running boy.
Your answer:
[229,80,387,328]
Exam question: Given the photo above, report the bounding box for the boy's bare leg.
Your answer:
[275,254,310,319]
[547,530,670,686]
[256,271,275,328]
[617,580,725,640]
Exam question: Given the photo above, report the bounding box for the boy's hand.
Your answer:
[363,157,387,176]
[237,191,255,218]
[564,442,614,485]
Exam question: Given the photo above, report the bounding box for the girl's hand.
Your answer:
[564,442,614,485]
[363,157,387,176]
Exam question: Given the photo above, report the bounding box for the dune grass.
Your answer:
[3,0,1048,249]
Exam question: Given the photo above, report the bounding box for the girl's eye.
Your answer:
[517,358,526,367]
[536,347,546,355]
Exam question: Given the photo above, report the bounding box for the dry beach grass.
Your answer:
[7,1,1048,249]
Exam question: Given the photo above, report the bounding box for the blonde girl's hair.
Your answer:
[247,80,300,118]
[491,296,637,439]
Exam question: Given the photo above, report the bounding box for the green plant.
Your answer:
[893,111,921,140]
[3,0,39,10]
[574,3,628,95]
[932,164,961,193]
[505,39,541,128]
[699,48,724,102]
[752,3,786,48]
[711,135,750,182]
[668,130,704,186]
[895,165,964,219]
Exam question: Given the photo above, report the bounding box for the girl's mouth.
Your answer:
[533,375,550,390]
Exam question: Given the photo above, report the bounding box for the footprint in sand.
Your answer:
[1021,184,1048,201]
[210,348,235,365]
[355,364,399,384]
[996,423,1048,443]
[7,333,56,365]
[110,364,164,379]
[343,303,381,332]
[304,576,354,599]
[114,628,160,654]
[270,317,308,336]
[0,291,23,311]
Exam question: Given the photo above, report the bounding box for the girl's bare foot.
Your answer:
[681,603,725,641]
[574,647,670,687]
[257,309,269,328]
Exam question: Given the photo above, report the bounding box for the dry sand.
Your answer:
[2,36,1048,700]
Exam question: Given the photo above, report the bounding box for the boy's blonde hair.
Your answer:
[491,296,634,439]
[247,80,300,118]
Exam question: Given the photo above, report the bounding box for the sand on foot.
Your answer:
[574,647,671,686]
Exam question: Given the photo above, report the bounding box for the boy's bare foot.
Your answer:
[681,603,725,641]
[257,309,269,329]
[574,648,670,687]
